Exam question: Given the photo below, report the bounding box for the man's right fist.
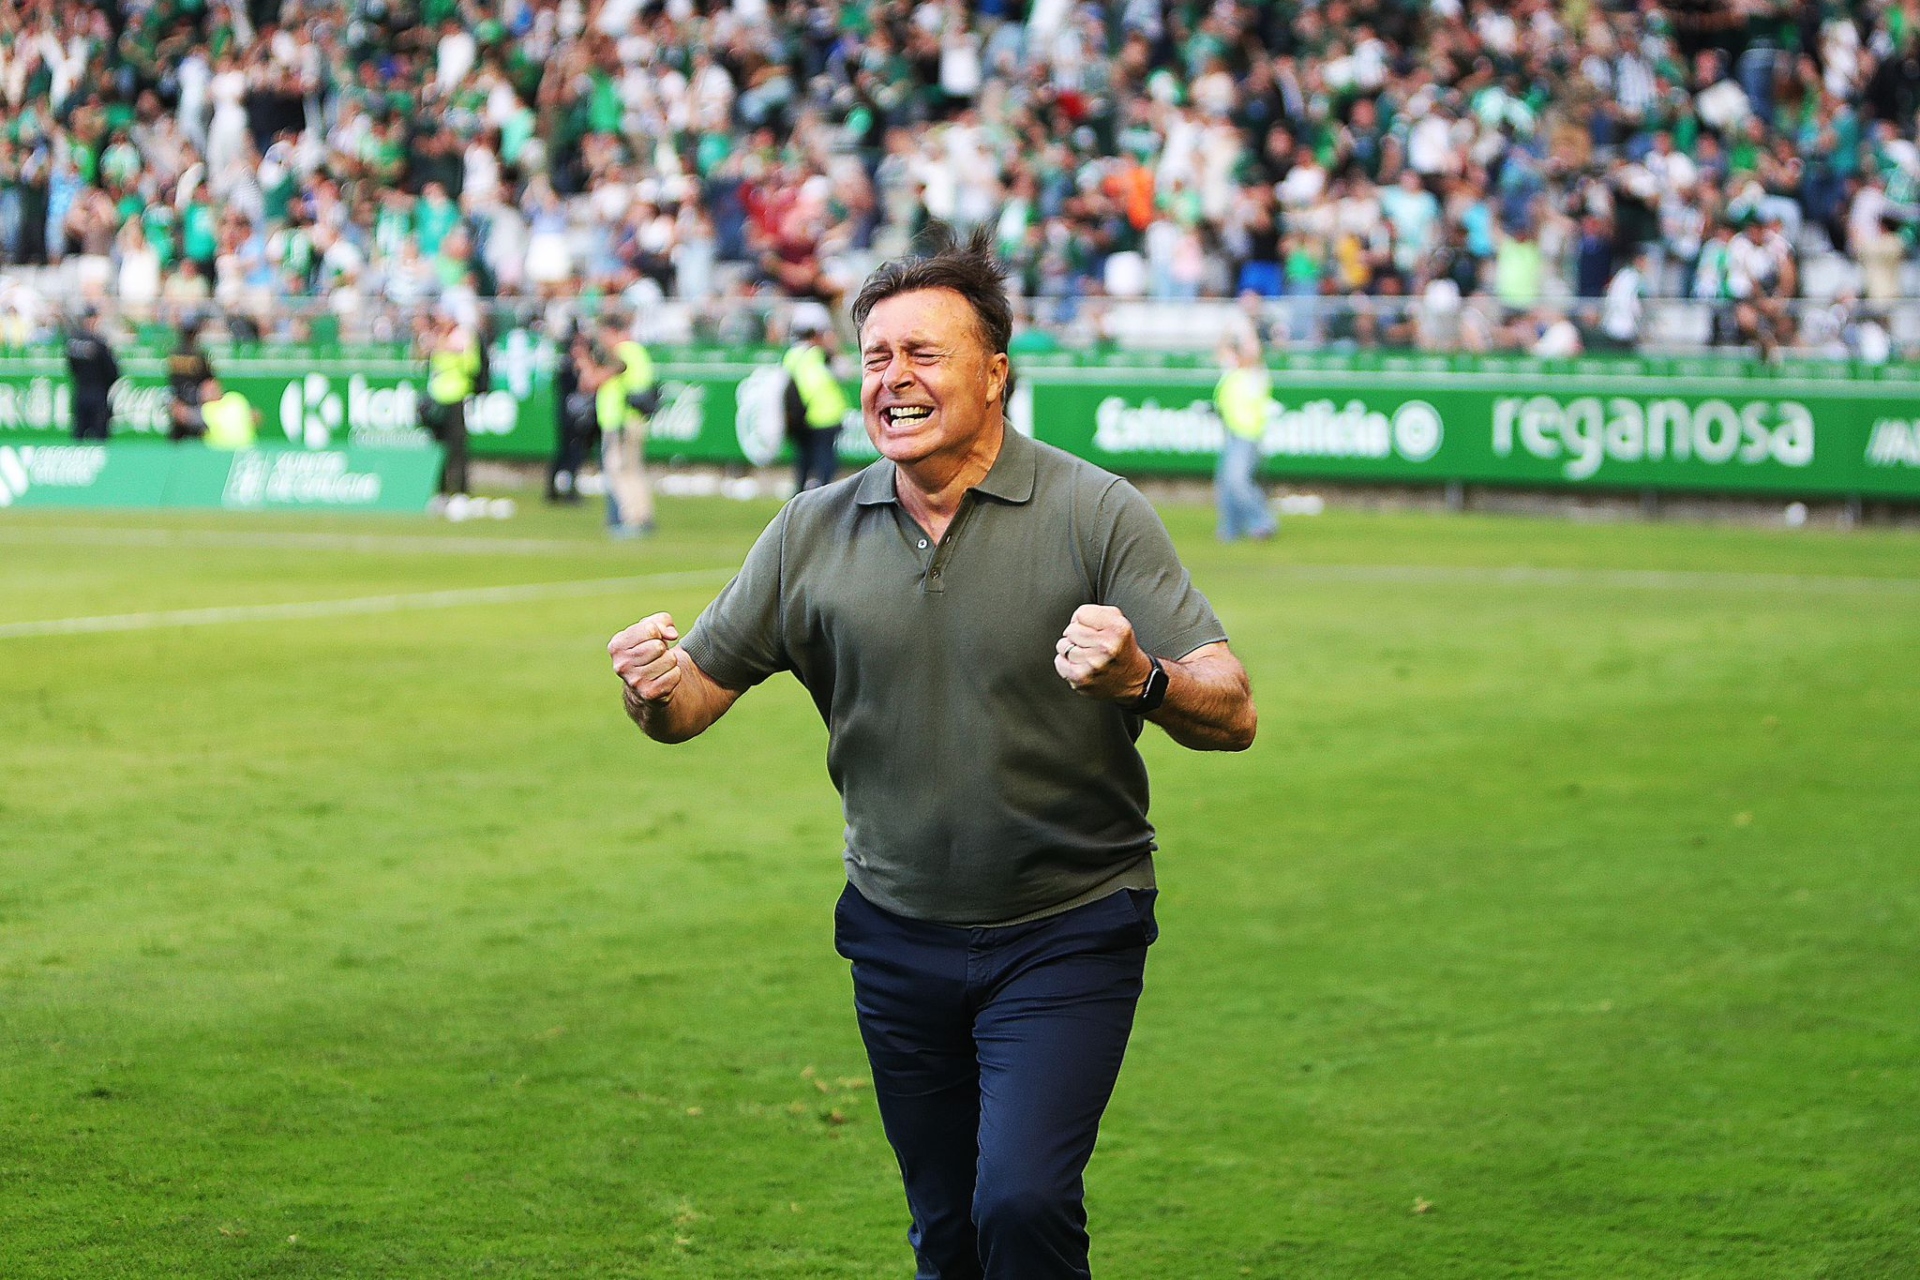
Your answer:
[609,612,686,704]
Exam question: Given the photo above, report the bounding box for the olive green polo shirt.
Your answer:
[680,428,1228,927]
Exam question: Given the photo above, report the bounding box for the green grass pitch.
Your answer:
[2,494,1917,1278]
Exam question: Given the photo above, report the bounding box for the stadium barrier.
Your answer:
[2,342,1918,501]
[657,349,1920,501]
[0,440,443,513]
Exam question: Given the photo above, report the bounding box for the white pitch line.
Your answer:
[4,524,1915,594]
[0,569,733,640]
[1271,563,1920,595]
[0,524,592,556]
[4,560,1914,644]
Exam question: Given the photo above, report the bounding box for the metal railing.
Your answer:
[0,276,1914,363]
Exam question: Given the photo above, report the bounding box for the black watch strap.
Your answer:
[1127,654,1170,714]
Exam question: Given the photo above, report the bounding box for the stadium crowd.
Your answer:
[3,0,1920,354]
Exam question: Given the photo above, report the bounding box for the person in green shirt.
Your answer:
[1494,219,1544,311]
[414,182,460,257]
[181,187,218,270]
[607,230,1257,1280]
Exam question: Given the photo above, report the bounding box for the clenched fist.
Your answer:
[609,612,688,705]
[1054,604,1153,703]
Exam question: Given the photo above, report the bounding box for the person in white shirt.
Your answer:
[1531,309,1584,358]
[114,218,162,319]
[1643,132,1696,199]
[1693,50,1751,134]
[1407,107,1456,178]
[1600,252,1646,349]
[1277,155,1328,212]
[1726,216,1797,352]
[436,21,477,96]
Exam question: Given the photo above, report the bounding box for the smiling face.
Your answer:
[859,288,1009,470]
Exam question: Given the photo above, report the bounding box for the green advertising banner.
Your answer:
[0,442,442,512]
[2,342,1918,500]
[638,355,1920,501]
[0,330,555,458]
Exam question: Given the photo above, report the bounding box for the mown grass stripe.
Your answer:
[0,569,731,639]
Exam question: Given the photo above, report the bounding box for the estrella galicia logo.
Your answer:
[1390,400,1444,462]
[734,366,789,468]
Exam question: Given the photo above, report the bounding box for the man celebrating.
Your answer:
[609,229,1256,1279]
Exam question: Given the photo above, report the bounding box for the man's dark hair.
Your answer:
[851,223,1013,361]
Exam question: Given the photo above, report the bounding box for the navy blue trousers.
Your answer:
[833,883,1158,1280]
[796,426,840,491]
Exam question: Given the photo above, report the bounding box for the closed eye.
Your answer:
[864,345,951,370]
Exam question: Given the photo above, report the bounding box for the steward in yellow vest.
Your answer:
[782,320,848,491]
[591,316,657,536]
[200,381,258,450]
[1212,342,1277,541]
[419,315,480,501]
[428,341,480,407]
[595,338,658,434]
[1213,363,1273,442]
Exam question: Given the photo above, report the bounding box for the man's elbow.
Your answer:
[1182,657,1257,751]
[1219,698,1257,751]
[623,691,701,745]
[638,716,699,745]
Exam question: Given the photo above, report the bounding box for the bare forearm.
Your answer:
[623,668,734,743]
[610,627,743,744]
[1055,614,1256,751]
[1148,647,1257,751]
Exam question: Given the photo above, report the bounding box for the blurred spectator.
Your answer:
[64,306,118,440]
[166,315,215,442]
[1532,309,1584,359]
[1600,251,1648,351]
[0,0,1915,359]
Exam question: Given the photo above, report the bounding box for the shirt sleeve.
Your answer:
[1092,478,1229,660]
[679,505,792,691]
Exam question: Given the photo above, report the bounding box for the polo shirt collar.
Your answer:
[853,427,1036,507]
[972,427,1037,504]
[854,459,899,506]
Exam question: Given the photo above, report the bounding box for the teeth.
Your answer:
[889,407,931,422]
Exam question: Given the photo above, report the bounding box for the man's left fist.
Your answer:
[1054,604,1152,702]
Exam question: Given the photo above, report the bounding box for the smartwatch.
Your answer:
[1125,654,1170,715]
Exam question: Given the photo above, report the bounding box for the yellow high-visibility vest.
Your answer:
[782,343,849,429]
[203,392,256,450]
[596,339,656,431]
[1214,366,1272,443]
[428,343,480,405]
